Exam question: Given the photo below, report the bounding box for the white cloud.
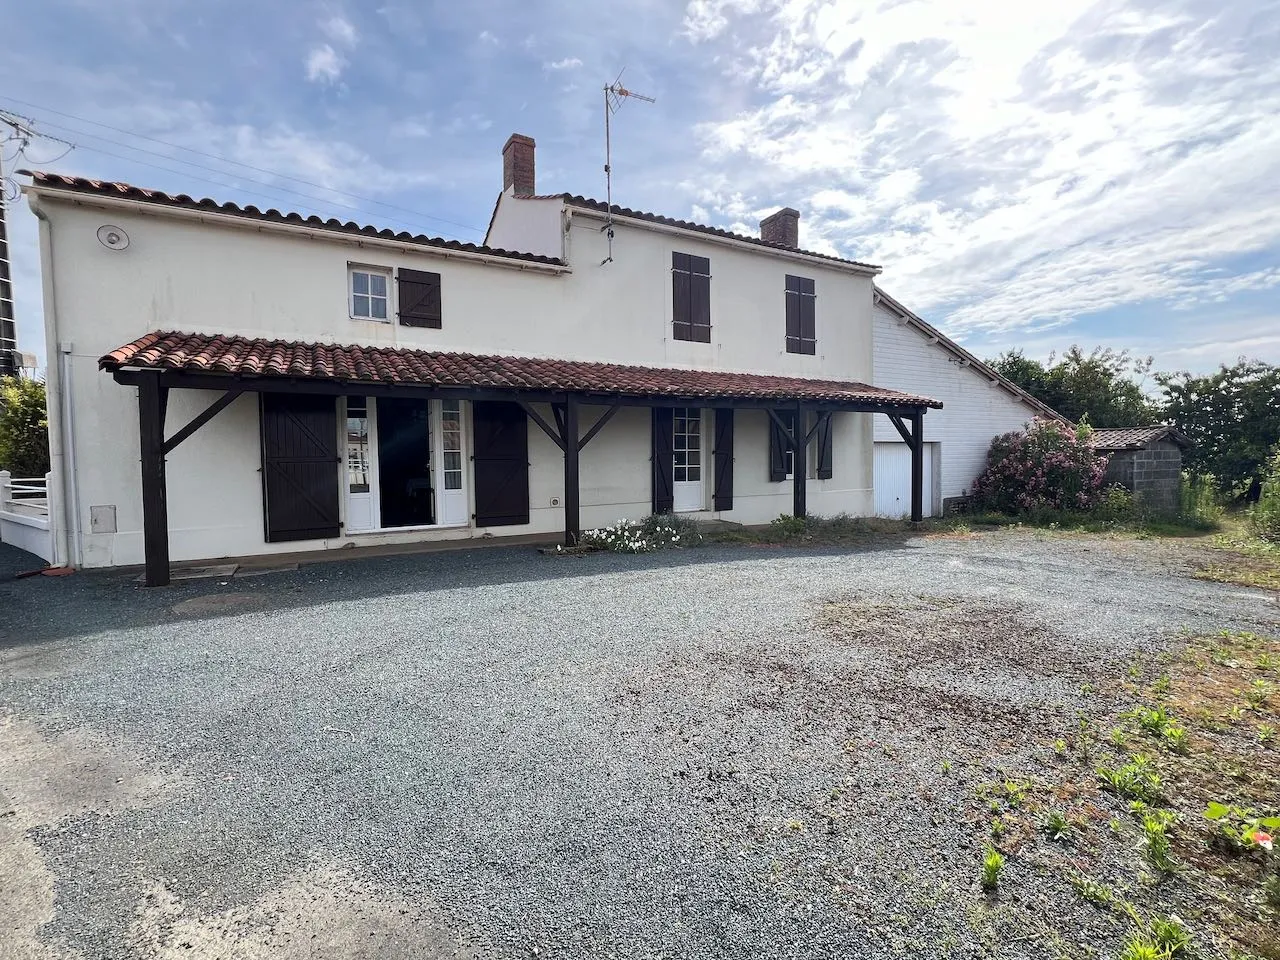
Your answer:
[305,44,346,84]
[479,30,499,45]
[545,57,582,70]
[320,15,357,46]
[685,0,1280,345]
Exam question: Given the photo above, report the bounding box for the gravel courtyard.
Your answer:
[2,531,1277,960]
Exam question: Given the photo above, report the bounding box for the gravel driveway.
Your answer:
[1,531,1277,960]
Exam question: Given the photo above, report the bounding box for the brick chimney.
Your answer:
[760,207,800,249]
[502,133,536,195]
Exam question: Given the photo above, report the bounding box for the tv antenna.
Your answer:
[601,70,655,265]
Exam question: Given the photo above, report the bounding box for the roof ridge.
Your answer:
[560,195,880,271]
[21,170,565,267]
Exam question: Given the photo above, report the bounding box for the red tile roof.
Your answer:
[22,171,564,267]
[545,194,880,272]
[101,332,941,408]
[1089,426,1191,451]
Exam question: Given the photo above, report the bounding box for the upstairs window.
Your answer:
[785,275,816,354]
[350,267,390,321]
[672,252,711,342]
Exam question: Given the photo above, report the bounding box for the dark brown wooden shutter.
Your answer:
[690,255,711,343]
[260,393,340,542]
[672,253,692,341]
[472,401,529,526]
[785,276,816,354]
[769,410,790,482]
[652,407,674,513]
[397,268,442,328]
[713,408,734,511]
[815,412,833,480]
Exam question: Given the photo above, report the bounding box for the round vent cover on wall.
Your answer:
[96,224,131,251]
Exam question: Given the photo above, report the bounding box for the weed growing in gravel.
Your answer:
[1244,678,1273,710]
[941,759,953,774]
[1098,755,1163,804]
[1142,809,1178,874]
[1259,724,1276,745]
[1130,704,1173,737]
[1003,779,1031,807]
[981,846,1004,892]
[1053,738,1068,757]
[1163,723,1191,755]
[1265,873,1280,908]
[1111,727,1130,748]
[1043,809,1072,842]
[1153,675,1172,697]
[1257,652,1279,673]
[1202,802,1280,855]
[1070,874,1116,908]
[990,817,1005,838]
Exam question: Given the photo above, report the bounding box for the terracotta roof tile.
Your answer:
[21,171,564,267]
[100,332,941,408]
[1089,426,1192,451]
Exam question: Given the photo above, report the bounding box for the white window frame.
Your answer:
[349,264,392,323]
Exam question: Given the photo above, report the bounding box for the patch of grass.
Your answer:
[1198,523,1280,591]
[1244,678,1273,711]
[1070,874,1116,908]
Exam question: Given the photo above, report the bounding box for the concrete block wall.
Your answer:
[1130,440,1183,512]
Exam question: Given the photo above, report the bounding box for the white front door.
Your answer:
[436,400,469,526]
[343,397,471,532]
[345,397,378,532]
[672,407,705,512]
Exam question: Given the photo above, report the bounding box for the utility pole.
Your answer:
[0,139,16,377]
[0,108,69,377]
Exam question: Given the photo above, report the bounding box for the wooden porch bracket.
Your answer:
[886,409,926,522]
[577,402,621,451]
[516,399,566,452]
[162,387,244,454]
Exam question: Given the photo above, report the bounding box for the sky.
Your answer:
[2,0,1278,377]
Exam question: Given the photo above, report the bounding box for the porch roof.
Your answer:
[101,331,942,410]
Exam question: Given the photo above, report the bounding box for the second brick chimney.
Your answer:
[502,133,536,196]
[760,207,800,249]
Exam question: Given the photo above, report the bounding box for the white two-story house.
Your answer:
[20,133,961,585]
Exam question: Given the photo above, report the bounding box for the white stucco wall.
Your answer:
[871,300,1041,501]
[483,192,563,258]
[34,190,877,567]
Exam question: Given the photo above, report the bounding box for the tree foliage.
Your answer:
[1156,361,1280,498]
[972,420,1108,514]
[988,346,1160,428]
[0,376,51,478]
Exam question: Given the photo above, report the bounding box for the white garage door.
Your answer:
[874,442,936,519]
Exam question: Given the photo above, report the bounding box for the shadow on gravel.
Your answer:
[0,535,937,649]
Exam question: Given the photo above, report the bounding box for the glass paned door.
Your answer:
[345,397,377,531]
[437,400,468,525]
[673,407,704,512]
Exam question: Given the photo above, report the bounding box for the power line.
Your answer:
[0,95,484,236]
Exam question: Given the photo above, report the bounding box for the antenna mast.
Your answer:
[601,71,655,265]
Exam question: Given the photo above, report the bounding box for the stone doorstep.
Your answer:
[135,563,239,583]
[234,564,301,578]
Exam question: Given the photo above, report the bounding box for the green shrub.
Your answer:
[1248,447,1280,542]
[582,514,703,553]
[1178,472,1223,528]
[972,421,1108,514]
[0,376,50,477]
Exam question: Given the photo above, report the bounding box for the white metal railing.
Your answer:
[0,470,57,563]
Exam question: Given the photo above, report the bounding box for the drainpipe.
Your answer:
[27,195,76,568]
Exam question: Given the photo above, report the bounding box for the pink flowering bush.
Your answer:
[972,420,1109,514]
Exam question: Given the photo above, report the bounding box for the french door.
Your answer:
[672,407,705,512]
[343,397,469,532]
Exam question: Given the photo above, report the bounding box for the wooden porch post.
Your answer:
[563,394,580,546]
[910,407,924,523]
[792,402,807,519]
[137,372,171,586]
